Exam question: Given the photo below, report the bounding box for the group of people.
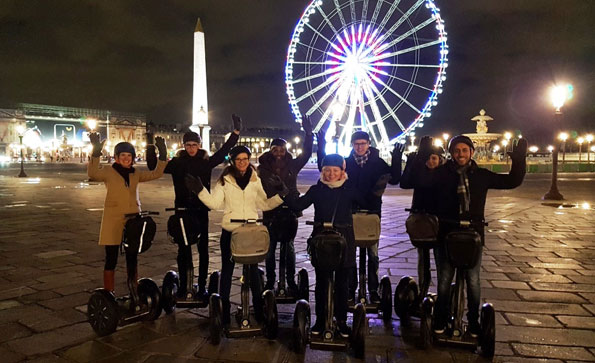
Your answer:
[88,113,527,339]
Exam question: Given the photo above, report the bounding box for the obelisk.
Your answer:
[191,18,210,149]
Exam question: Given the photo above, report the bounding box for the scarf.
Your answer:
[235,167,252,190]
[319,172,348,189]
[455,163,471,215]
[112,163,135,187]
[353,149,370,168]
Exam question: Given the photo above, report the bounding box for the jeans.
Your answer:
[417,247,432,298]
[315,266,352,323]
[175,210,209,291]
[265,215,298,286]
[434,244,483,325]
[219,229,263,325]
[349,243,379,296]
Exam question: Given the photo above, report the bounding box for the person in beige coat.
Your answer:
[87,132,168,294]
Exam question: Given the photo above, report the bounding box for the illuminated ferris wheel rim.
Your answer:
[285,0,448,150]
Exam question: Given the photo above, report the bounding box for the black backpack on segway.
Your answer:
[87,211,162,337]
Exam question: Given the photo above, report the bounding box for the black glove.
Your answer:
[316,127,326,149]
[232,114,242,132]
[391,143,405,163]
[268,175,289,198]
[416,136,433,163]
[508,138,528,162]
[184,174,204,194]
[89,132,105,157]
[301,115,313,136]
[372,174,391,197]
[146,132,155,145]
[155,136,167,161]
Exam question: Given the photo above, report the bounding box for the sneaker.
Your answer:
[433,316,447,334]
[311,319,325,336]
[369,291,381,304]
[467,320,480,338]
[336,320,351,338]
[195,285,208,302]
[264,281,275,291]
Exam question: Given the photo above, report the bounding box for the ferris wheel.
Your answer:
[285,0,448,154]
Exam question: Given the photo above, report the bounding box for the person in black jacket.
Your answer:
[400,145,445,301]
[317,130,402,303]
[287,154,372,338]
[147,115,241,298]
[412,135,527,336]
[258,116,313,293]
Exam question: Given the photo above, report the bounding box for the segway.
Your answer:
[161,207,219,314]
[209,219,278,344]
[269,206,309,304]
[420,219,495,357]
[87,211,162,336]
[349,210,392,322]
[394,209,440,326]
[293,221,367,358]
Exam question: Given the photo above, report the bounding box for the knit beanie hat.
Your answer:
[183,131,201,144]
[321,154,345,170]
[114,142,136,159]
[270,138,287,148]
[448,135,475,154]
[351,131,370,143]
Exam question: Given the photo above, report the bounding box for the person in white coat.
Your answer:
[185,145,287,327]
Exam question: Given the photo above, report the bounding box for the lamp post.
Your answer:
[502,139,509,164]
[16,125,27,177]
[543,84,572,200]
[586,134,593,164]
[577,137,584,163]
[558,132,568,165]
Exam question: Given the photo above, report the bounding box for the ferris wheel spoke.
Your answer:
[363,76,406,131]
[361,80,390,144]
[361,0,369,20]
[295,41,329,56]
[375,0,425,50]
[349,0,356,23]
[378,0,402,31]
[377,17,436,54]
[337,87,359,143]
[294,73,342,104]
[369,0,383,25]
[315,5,339,35]
[364,65,433,92]
[304,22,344,55]
[289,66,343,85]
[369,74,422,114]
[333,0,347,28]
[376,63,441,68]
[370,39,442,62]
[306,75,347,120]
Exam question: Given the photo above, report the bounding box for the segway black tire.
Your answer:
[480,303,496,358]
[394,276,418,325]
[297,268,309,301]
[209,294,222,345]
[262,289,279,339]
[420,296,434,349]
[161,270,179,314]
[379,275,392,322]
[208,270,220,295]
[293,299,310,353]
[352,303,367,358]
[138,278,162,321]
[87,289,119,336]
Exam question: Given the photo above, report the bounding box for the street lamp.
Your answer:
[502,139,509,164]
[544,84,573,200]
[558,132,568,165]
[577,137,584,163]
[529,146,539,153]
[586,134,594,164]
[16,125,27,177]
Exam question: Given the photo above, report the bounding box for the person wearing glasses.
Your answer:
[317,130,403,304]
[147,115,241,299]
[184,145,288,328]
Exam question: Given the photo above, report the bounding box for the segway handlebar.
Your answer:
[305,220,351,229]
[124,211,159,218]
[353,209,380,214]
[440,217,488,227]
[165,207,201,212]
[230,218,263,224]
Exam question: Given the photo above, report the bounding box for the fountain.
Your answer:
[463,109,501,161]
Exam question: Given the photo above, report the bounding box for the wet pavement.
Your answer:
[0,162,594,362]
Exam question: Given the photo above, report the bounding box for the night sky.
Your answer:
[1,0,593,144]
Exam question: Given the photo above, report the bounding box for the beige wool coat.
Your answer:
[88,157,167,245]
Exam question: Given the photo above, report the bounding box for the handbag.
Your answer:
[405,213,439,249]
[353,212,380,248]
[444,227,482,269]
[122,215,156,254]
[231,224,270,264]
[167,213,201,246]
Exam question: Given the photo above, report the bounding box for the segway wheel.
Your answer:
[161,270,179,314]
[420,296,434,349]
[293,299,310,353]
[352,303,367,358]
[209,294,223,345]
[262,289,279,339]
[208,271,220,295]
[138,278,162,321]
[87,289,119,336]
[297,268,309,301]
[379,275,392,322]
[394,276,418,325]
[480,303,496,358]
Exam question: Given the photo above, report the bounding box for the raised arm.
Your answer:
[399,153,416,189]
[208,114,241,167]
[292,115,314,172]
[388,143,405,185]
[316,127,327,172]
[87,132,108,181]
[488,138,527,189]
[197,181,225,210]
[138,137,168,182]
[255,178,284,211]
[285,186,315,212]
[145,131,157,171]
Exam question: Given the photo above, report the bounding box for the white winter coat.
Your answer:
[198,170,283,232]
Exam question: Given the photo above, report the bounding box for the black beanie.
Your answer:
[270,138,287,148]
[351,131,370,143]
[448,135,475,154]
[114,142,136,159]
[183,131,201,144]
[229,145,251,160]
[430,145,445,157]
[321,154,345,170]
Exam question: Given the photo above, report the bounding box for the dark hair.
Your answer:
[218,162,256,185]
